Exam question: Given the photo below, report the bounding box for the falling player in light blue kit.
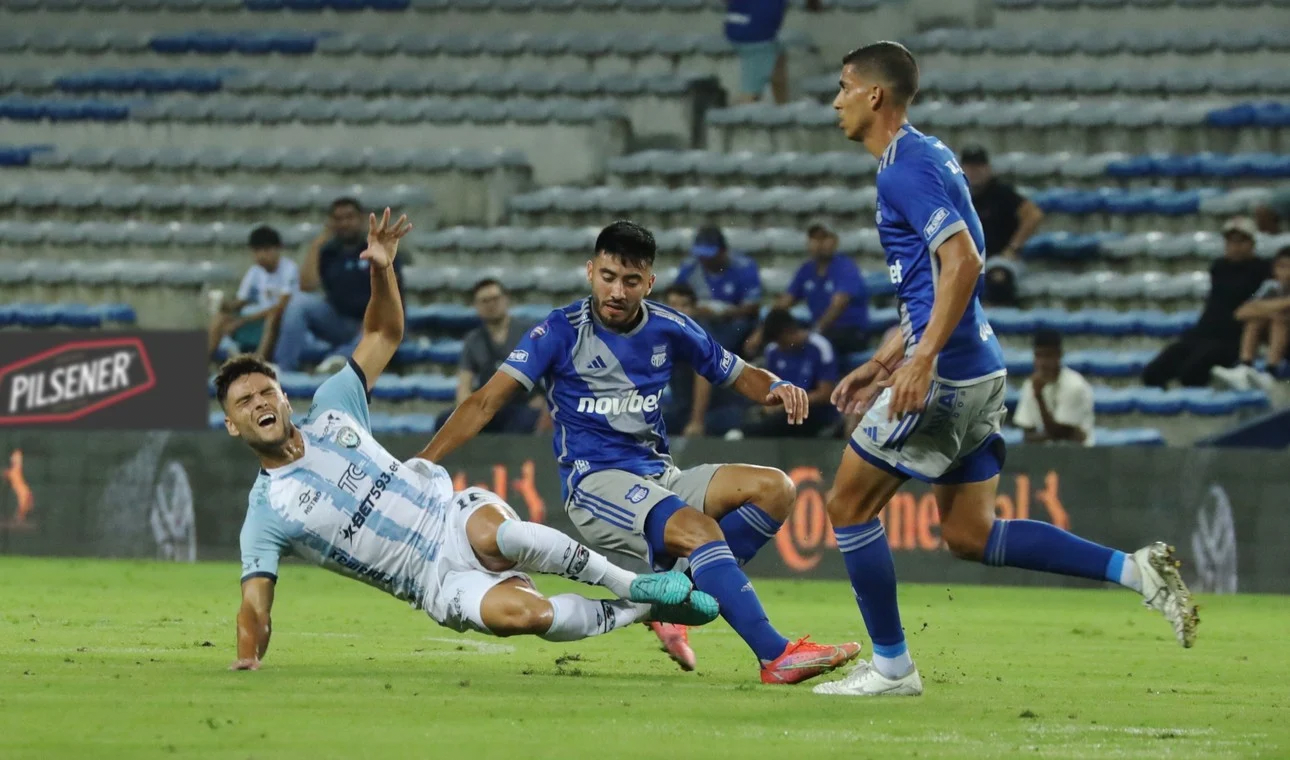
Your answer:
[425,221,861,684]
[811,42,1199,697]
[223,209,717,671]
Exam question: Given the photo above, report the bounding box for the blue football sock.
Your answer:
[983,519,1129,587]
[835,520,912,679]
[689,540,790,662]
[718,504,783,566]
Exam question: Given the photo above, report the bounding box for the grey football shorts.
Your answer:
[849,375,1008,485]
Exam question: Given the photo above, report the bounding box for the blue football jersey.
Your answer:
[500,298,746,499]
[675,254,762,308]
[875,125,1006,384]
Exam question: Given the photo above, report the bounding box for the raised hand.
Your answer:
[359,207,413,270]
[831,360,889,417]
[767,381,810,425]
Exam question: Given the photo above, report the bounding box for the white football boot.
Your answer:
[1131,542,1199,648]
[812,660,924,697]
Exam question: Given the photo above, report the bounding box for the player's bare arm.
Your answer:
[882,230,981,420]
[833,328,903,416]
[349,208,413,391]
[732,364,809,425]
[418,371,525,462]
[232,576,274,671]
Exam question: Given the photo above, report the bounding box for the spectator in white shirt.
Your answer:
[207,225,299,361]
[1012,329,1095,447]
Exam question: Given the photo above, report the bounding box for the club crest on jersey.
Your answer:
[650,344,667,368]
[336,426,360,448]
[625,485,650,504]
[530,322,548,339]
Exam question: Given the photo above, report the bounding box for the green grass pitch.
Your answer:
[3,557,1288,759]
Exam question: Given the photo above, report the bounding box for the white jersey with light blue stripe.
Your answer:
[239,361,453,608]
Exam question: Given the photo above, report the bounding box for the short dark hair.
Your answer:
[663,282,697,305]
[807,221,837,239]
[1275,246,1290,262]
[471,278,506,298]
[841,40,920,106]
[248,225,282,250]
[595,220,656,269]
[215,354,278,407]
[1034,329,1063,351]
[330,196,362,214]
[762,308,802,345]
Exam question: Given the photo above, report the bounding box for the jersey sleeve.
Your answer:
[836,258,865,298]
[235,267,258,304]
[499,315,564,392]
[672,311,745,387]
[307,359,371,431]
[1011,380,1039,430]
[882,154,969,255]
[240,481,291,582]
[812,334,839,383]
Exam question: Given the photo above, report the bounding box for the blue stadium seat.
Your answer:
[1096,428,1165,446]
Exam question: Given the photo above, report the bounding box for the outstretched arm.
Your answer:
[418,371,525,462]
[732,365,809,425]
[232,577,275,670]
[349,208,413,391]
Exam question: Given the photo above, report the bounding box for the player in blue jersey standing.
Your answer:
[425,221,862,684]
[811,43,1199,697]
[224,210,718,671]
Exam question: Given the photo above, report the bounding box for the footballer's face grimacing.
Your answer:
[223,373,294,452]
[586,252,655,330]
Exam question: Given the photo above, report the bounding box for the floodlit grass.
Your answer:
[2,557,1287,759]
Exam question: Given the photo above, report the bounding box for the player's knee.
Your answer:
[751,468,796,521]
[487,596,553,637]
[941,519,990,561]
[465,505,512,569]
[824,486,875,527]
[665,507,724,557]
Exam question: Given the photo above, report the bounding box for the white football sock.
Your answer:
[872,650,916,680]
[541,595,650,642]
[495,520,637,599]
[1120,555,1143,593]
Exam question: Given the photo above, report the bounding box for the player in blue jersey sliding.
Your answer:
[222,209,718,672]
[425,220,862,684]
[810,42,1199,697]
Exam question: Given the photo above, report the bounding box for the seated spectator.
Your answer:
[1143,217,1271,388]
[747,221,869,358]
[675,225,763,355]
[274,197,405,372]
[1012,329,1095,447]
[207,225,297,362]
[959,145,1044,307]
[442,279,547,434]
[743,309,838,438]
[1212,246,1290,391]
[660,284,745,438]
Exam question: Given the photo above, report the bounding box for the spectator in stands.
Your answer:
[1143,217,1271,388]
[274,197,404,373]
[746,221,869,358]
[959,145,1045,307]
[207,225,298,362]
[1211,246,1290,391]
[742,309,838,438]
[675,225,763,355]
[1254,187,1290,233]
[443,278,547,434]
[661,284,744,438]
[724,0,798,104]
[1012,329,1095,447]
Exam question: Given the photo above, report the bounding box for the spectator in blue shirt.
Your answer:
[273,197,405,372]
[724,0,820,103]
[674,225,763,354]
[748,222,870,358]
[743,308,839,439]
[660,283,746,438]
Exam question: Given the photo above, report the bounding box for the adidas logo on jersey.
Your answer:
[575,389,663,415]
[586,355,608,371]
